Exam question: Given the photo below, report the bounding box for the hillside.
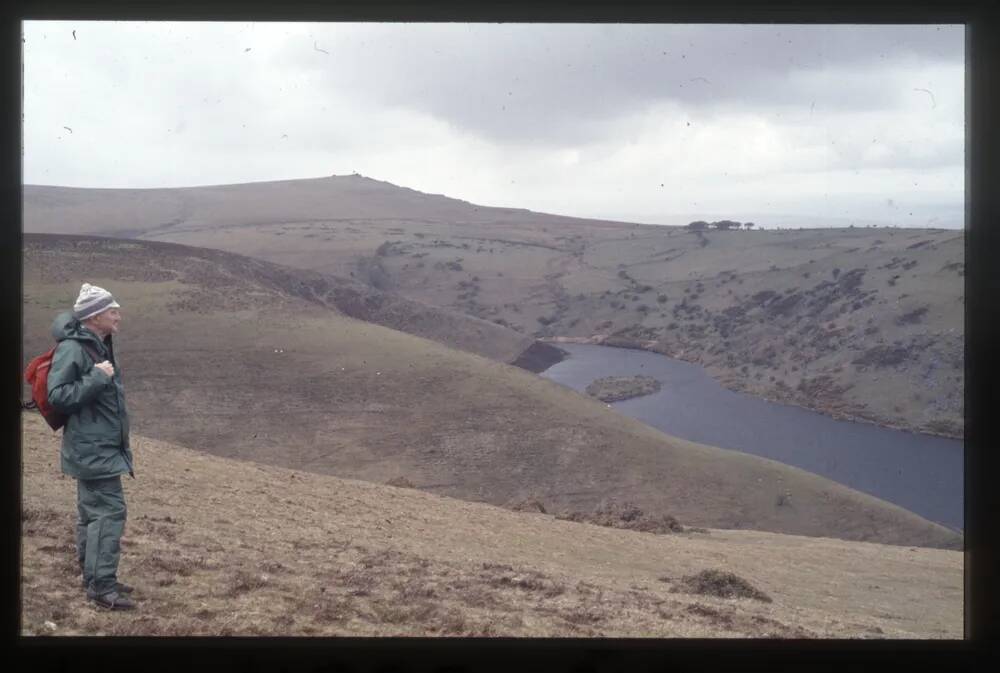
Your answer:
[21,235,961,550]
[22,233,551,369]
[22,177,964,438]
[20,414,962,638]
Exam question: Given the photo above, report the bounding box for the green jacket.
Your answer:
[47,311,133,480]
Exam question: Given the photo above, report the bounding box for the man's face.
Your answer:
[90,307,122,336]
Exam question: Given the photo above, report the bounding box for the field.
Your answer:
[21,414,962,638]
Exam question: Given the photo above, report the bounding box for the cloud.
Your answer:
[275,23,963,145]
[21,21,964,228]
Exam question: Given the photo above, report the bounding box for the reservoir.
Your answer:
[540,343,964,532]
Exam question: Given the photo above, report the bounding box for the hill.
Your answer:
[21,235,961,550]
[22,176,964,437]
[20,413,962,638]
[22,233,554,369]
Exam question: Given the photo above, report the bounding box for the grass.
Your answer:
[24,178,964,442]
[19,413,963,638]
[21,235,963,554]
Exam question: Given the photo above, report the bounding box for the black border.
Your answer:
[4,1,997,671]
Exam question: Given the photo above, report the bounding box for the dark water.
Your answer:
[540,343,963,532]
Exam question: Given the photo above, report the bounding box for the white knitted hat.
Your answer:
[73,283,121,321]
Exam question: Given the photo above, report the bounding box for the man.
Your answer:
[47,283,135,610]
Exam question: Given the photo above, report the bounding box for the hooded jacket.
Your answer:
[47,311,133,480]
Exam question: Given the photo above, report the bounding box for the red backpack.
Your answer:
[24,343,101,431]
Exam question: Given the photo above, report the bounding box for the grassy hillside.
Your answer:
[22,233,546,368]
[20,414,962,638]
[23,177,963,437]
[21,235,961,550]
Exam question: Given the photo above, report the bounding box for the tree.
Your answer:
[687,220,709,231]
[744,222,755,230]
[713,220,739,231]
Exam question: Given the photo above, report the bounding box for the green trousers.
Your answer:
[76,475,127,594]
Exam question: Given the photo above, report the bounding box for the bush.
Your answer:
[674,569,772,602]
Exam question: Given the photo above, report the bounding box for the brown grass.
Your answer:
[20,235,962,552]
[19,413,962,638]
[557,499,685,535]
[23,179,963,441]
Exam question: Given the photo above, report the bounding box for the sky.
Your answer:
[22,21,965,229]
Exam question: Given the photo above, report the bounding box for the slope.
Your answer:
[20,413,963,638]
[22,176,963,437]
[21,235,961,549]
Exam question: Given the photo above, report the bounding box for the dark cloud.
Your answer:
[280,23,963,144]
[23,21,963,227]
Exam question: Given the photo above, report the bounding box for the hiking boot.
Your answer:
[88,589,136,611]
[81,579,134,594]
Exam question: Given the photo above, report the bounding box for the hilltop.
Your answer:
[21,235,960,550]
[23,176,964,437]
[20,414,962,638]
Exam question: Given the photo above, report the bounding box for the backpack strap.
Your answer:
[81,343,103,363]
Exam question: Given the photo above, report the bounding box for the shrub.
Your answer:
[674,569,772,602]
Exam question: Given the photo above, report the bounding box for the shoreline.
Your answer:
[510,340,570,373]
[539,336,964,442]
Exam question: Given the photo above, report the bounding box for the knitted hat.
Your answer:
[73,283,121,321]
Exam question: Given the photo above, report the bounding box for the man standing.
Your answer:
[47,283,135,610]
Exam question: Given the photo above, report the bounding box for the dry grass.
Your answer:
[20,414,962,639]
[24,177,962,440]
[557,499,686,535]
[21,234,962,552]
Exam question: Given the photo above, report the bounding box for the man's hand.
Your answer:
[94,361,115,378]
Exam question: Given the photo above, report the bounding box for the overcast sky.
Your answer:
[22,21,964,228]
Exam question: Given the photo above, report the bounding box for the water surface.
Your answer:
[541,343,963,531]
